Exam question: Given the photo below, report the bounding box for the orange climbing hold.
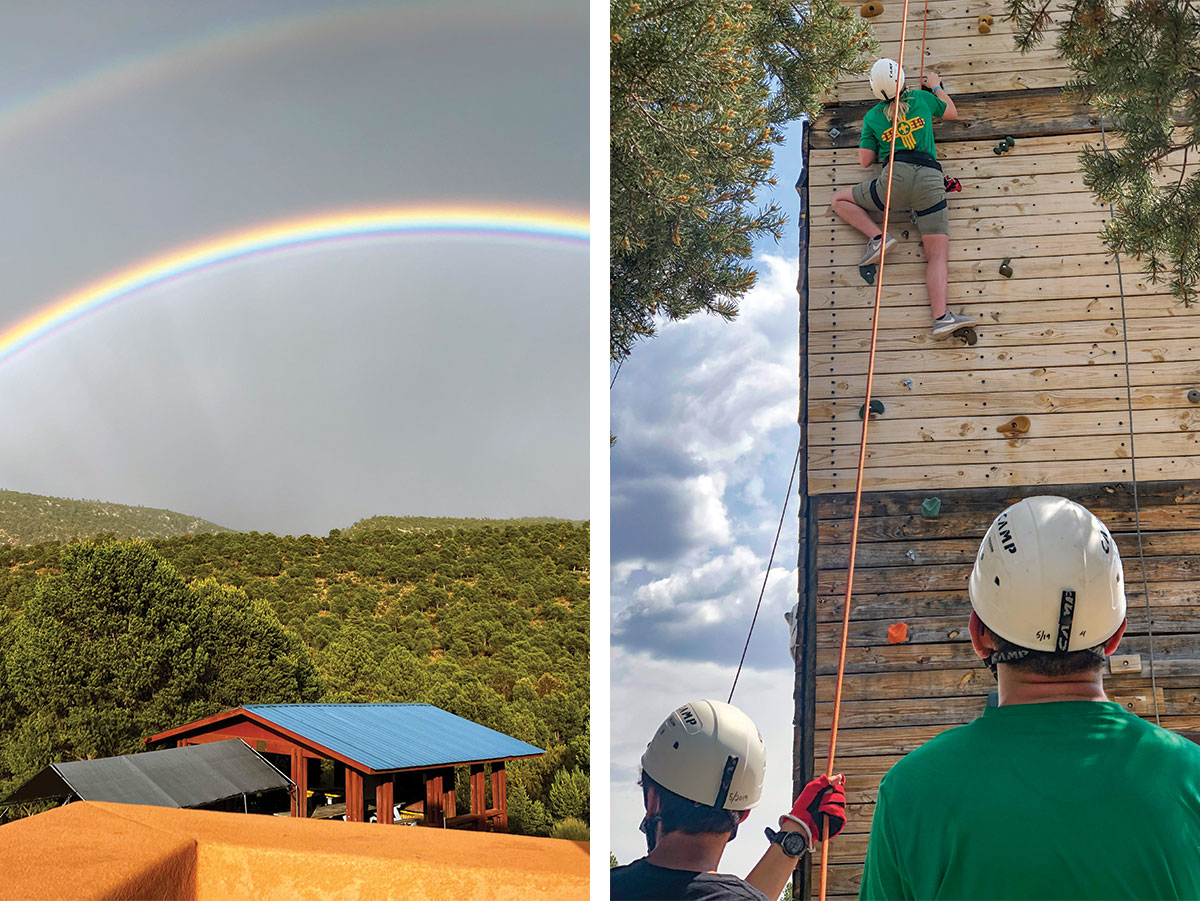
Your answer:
[887,622,909,644]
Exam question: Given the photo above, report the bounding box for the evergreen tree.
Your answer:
[610,0,875,360]
[1008,0,1200,301]
[548,766,590,822]
[1,540,319,789]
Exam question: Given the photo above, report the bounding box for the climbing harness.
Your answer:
[1099,116,1160,725]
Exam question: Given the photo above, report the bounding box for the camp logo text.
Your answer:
[996,517,1018,554]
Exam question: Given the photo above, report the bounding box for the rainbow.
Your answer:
[0,206,588,366]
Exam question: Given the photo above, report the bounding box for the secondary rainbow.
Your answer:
[0,206,588,366]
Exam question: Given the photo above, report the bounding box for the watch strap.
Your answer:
[765,825,811,857]
[781,813,815,851]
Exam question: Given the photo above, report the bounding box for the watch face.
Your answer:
[780,831,808,856]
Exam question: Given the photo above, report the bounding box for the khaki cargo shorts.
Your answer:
[851,161,949,236]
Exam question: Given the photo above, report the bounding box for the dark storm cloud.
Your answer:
[0,0,587,534]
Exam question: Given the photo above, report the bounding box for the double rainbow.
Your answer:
[0,206,588,366]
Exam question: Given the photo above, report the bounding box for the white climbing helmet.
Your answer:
[641,699,765,810]
[869,58,905,102]
[969,496,1126,654]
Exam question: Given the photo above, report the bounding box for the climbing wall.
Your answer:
[793,2,1200,898]
[806,133,1197,494]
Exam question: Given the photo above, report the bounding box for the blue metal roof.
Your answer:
[243,704,544,772]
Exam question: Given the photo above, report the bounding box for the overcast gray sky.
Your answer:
[0,0,587,535]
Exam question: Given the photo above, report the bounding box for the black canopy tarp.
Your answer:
[2,739,292,808]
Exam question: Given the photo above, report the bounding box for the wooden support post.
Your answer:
[470,764,486,830]
[290,748,308,818]
[794,120,816,901]
[345,769,365,823]
[425,771,444,826]
[443,767,456,822]
[376,777,394,825]
[492,762,508,832]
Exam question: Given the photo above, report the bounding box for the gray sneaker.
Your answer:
[859,233,898,265]
[932,310,977,337]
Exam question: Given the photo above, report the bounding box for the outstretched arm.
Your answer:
[923,71,958,120]
[745,775,846,899]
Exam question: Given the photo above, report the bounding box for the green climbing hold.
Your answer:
[921,497,942,517]
[859,263,877,285]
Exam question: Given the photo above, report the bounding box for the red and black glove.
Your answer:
[782,774,846,850]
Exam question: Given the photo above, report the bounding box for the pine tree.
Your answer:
[1008,0,1200,302]
[610,0,875,360]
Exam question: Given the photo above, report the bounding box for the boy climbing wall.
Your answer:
[829,59,977,338]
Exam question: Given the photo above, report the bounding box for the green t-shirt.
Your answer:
[860,89,946,161]
[860,701,1200,900]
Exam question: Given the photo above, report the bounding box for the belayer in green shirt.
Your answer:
[829,58,977,338]
[860,496,1200,900]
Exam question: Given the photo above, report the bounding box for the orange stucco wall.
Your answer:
[0,802,589,900]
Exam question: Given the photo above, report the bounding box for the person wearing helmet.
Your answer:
[859,496,1200,899]
[829,58,975,339]
[611,699,847,900]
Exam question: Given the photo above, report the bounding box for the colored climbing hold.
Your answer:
[887,622,909,644]
[859,398,885,419]
[998,415,1031,438]
[921,497,941,517]
[1004,135,1016,148]
[861,1,883,16]
[859,263,877,285]
[1189,388,1200,404]
[999,257,1013,277]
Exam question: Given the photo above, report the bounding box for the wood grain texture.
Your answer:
[800,481,1200,893]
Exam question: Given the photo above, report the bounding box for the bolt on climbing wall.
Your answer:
[802,0,1200,497]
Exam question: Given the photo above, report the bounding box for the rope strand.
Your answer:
[729,438,803,703]
[1099,115,1160,725]
[818,0,914,895]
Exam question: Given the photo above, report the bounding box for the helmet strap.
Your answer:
[713,754,739,808]
[984,646,1030,677]
[639,814,662,853]
[1056,590,1077,652]
[726,810,742,843]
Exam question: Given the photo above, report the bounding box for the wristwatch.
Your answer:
[765,826,809,858]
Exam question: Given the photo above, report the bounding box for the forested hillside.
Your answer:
[0,489,232,545]
[345,515,580,535]
[0,521,589,837]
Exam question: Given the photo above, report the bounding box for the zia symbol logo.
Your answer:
[882,115,924,150]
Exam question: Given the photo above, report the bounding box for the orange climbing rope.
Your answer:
[919,0,930,83]
[817,0,917,898]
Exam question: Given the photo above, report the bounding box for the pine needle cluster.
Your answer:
[610,0,875,360]
[1009,0,1200,303]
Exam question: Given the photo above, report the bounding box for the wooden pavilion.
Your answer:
[146,704,543,829]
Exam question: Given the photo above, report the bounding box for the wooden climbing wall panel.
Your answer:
[804,129,1199,495]
[799,482,1200,899]
[795,2,1200,898]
